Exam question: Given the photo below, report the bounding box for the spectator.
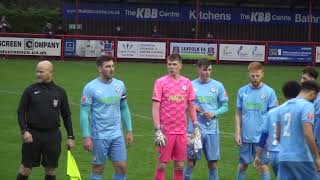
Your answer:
[151,25,161,38]
[113,25,124,36]
[42,22,54,36]
[206,32,214,39]
[0,15,11,32]
[186,27,196,39]
[55,24,66,35]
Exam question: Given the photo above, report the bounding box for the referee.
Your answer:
[16,60,75,180]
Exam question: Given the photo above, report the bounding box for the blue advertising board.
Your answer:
[63,2,320,25]
[268,45,312,63]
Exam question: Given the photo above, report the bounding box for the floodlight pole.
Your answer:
[195,0,200,39]
[75,0,79,34]
[308,0,312,41]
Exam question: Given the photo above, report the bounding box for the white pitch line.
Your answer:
[0,89,234,137]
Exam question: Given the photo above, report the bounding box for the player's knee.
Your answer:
[187,160,196,168]
[44,167,56,175]
[208,160,217,169]
[114,161,127,174]
[238,163,248,171]
[259,164,269,173]
[174,162,184,171]
[19,165,32,176]
[92,164,105,175]
[157,163,166,171]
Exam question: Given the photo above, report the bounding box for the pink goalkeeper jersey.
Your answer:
[152,75,195,134]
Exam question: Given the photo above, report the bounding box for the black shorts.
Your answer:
[21,129,62,168]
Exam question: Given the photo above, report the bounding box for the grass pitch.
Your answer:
[0,59,311,179]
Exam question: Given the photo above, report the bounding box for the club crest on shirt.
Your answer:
[182,85,187,91]
[115,86,120,93]
[81,95,86,103]
[307,113,314,121]
[53,99,58,107]
[259,93,266,100]
[210,87,216,93]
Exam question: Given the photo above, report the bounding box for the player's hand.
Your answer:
[315,157,320,171]
[126,132,134,145]
[83,137,93,152]
[203,112,215,120]
[23,131,33,143]
[67,139,75,150]
[234,133,242,145]
[195,106,204,113]
[154,129,166,147]
[254,156,262,169]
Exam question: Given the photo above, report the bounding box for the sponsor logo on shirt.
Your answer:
[168,95,186,102]
[245,102,263,110]
[197,96,214,103]
[53,99,58,107]
[210,87,216,93]
[34,91,40,94]
[99,96,120,104]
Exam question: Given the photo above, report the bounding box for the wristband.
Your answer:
[67,136,75,140]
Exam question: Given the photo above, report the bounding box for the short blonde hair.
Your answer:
[248,62,263,71]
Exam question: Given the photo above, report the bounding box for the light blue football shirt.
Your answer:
[81,78,127,139]
[237,83,278,143]
[262,107,280,152]
[188,79,228,134]
[313,93,320,147]
[277,98,315,162]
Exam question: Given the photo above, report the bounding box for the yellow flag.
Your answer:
[67,150,81,180]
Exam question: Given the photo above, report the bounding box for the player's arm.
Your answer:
[80,104,92,151]
[213,101,228,117]
[254,132,268,168]
[80,104,91,137]
[120,99,134,144]
[17,88,29,135]
[303,122,320,169]
[187,100,197,125]
[17,87,33,143]
[120,99,132,132]
[152,100,161,129]
[60,89,75,149]
[152,100,166,147]
[60,90,74,139]
[234,109,242,145]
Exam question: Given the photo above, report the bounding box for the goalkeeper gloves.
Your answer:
[154,129,166,147]
[193,124,202,152]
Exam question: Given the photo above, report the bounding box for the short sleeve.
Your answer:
[81,84,93,106]
[187,80,195,101]
[152,79,162,102]
[302,102,315,125]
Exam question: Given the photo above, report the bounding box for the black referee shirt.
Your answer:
[17,81,74,138]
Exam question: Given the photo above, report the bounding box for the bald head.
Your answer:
[36,60,53,83]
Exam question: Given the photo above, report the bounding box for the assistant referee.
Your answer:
[16,60,75,180]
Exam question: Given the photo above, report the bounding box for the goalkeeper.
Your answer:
[152,54,199,180]
[184,59,229,180]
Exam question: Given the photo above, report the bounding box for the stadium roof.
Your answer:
[80,0,320,10]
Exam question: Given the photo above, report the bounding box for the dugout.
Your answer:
[63,0,320,42]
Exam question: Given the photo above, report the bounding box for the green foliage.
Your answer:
[0,59,314,179]
[0,6,60,33]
